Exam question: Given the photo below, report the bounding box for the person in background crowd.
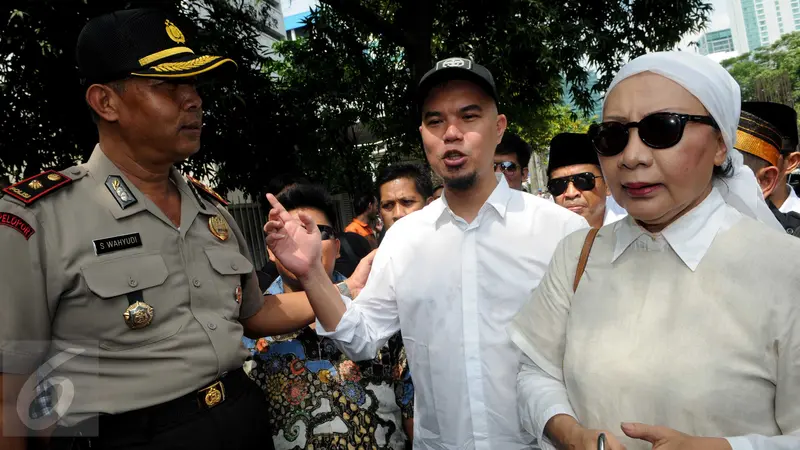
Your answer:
[345,193,378,248]
[511,50,797,450]
[758,102,800,215]
[547,133,626,228]
[735,102,800,235]
[259,174,313,289]
[377,162,434,233]
[264,56,588,449]
[494,131,531,190]
[244,183,413,450]
[431,184,443,200]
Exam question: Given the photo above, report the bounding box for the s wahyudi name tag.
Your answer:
[93,233,143,256]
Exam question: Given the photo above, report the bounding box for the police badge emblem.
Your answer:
[208,214,230,241]
[123,301,154,329]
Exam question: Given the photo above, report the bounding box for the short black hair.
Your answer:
[266,173,311,196]
[274,183,338,230]
[376,162,434,200]
[353,193,375,216]
[496,132,531,167]
[741,152,772,173]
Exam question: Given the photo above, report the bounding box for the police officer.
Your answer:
[735,101,800,236]
[0,8,369,450]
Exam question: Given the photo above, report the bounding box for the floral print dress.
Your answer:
[242,274,414,450]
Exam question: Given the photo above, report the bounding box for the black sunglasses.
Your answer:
[547,172,602,197]
[588,112,720,157]
[318,225,336,241]
[494,161,519,173]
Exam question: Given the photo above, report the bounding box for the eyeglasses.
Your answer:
[547,172,602,197]
[588,112,720,157]
[494,161,518,173]
[318,225,336,241]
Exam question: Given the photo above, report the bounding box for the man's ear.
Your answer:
[785,152,800,174]
[425,196,434,206]
[759,165,781,199]
[334,238,341,259]
[522,166,529,178]
[496,114,507,145]
[85,83,124,123]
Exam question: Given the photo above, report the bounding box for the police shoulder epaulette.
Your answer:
[2,170,74,205]
[187,176,229,206]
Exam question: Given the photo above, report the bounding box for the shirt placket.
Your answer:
[462,211,489,449]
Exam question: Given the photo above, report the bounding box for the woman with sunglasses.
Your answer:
[509,51,799,450]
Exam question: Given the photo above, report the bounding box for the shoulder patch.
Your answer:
[0,212,35,239]
[2,170,73,205]
[187,176,229,206]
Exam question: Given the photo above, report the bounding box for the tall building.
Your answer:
[728,0,800,53]
[696,28,736,55]
[281,0,318,40]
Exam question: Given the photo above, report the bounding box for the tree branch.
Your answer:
[318,0,409,48]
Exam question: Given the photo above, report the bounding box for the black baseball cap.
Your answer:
[416,57,499,110]
[76,8,237,85]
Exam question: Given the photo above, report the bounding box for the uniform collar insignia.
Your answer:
[105,175,138,210]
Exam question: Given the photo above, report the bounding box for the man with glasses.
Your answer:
[547,133,625,228]
[494,132,531,190]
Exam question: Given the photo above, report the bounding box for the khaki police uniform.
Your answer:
[0,146,271,448]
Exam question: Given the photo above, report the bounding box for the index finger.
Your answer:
[266,193,294,223]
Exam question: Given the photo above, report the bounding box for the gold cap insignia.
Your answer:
[208,214,230,241]
[28,180,43,190]
[123,301,154,329]
[165,20,185,44]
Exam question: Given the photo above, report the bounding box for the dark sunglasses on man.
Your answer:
[547,173,603,197]
[493,161,519,173]
[588,112,719,157]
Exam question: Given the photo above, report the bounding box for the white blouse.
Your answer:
[509,188,800,450]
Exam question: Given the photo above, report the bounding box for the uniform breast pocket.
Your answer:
[204,247,254,320]
[80,254,181,351]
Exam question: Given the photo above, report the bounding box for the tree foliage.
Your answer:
[722,32,800,112]
[1,0,712,196]
[273,0,713,167]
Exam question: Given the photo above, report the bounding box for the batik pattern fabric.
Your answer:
[242,274,414,450]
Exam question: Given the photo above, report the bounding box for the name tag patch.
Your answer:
[93,233,142,255]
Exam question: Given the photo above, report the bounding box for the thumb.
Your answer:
[621,422,667,443]
[296,211,318,234]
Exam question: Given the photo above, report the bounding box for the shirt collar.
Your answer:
[612,188,728,271]
[433,173,512,226]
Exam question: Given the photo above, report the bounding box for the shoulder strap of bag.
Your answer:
[573,228,600,293]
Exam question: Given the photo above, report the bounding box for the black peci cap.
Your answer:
[76,8,237,85]
[416,57,499,110]
[741,101,798,153]
[547,133,599,176]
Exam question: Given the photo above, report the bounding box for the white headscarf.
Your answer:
[603,51,783,231]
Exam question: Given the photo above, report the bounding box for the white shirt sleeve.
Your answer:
[316,232,401,361]
[517,354,577,450]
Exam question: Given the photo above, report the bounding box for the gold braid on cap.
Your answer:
[735,111,782,167]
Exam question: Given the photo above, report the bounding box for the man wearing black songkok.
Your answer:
[547,133,624,228]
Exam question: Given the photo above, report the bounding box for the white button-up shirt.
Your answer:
[778,184,800,215]
[318,175,588,450]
